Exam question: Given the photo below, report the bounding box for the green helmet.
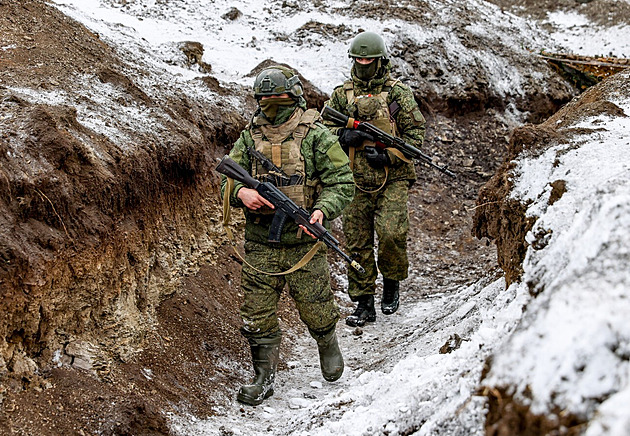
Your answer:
[348,32,388,60]
[253,67,303,99]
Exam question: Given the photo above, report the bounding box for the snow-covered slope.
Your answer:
[53,0,572,109]
[484,69,630,436]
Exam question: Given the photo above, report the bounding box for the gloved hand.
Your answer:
[338,128,374,150]
[364,146,390,168]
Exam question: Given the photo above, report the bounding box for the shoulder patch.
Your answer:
[412,108,425,122]
[326,144,350,168]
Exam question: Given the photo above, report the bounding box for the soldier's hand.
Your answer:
[300,209,324,239]
[237,187,275,211]
[364,146,390,168]
[338,128,374,149]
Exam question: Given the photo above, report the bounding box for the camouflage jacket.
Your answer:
[221,108,354,246]
[324,65,426,187]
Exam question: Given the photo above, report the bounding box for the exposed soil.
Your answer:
[1,1,246,433]
[471,123,560,286]
[1,0,620,435]
[484,387,585,436]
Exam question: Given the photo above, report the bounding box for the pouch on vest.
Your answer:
[250,108,321,215]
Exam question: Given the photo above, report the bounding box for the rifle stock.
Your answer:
[217,155,365,274]
[321,105,456,178]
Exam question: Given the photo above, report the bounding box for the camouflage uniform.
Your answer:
[325,62,426,301]
[221,102,354,339]
[221,67,351,406]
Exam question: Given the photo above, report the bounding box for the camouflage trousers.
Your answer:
[239,240,340,339]
[343,180,410,300]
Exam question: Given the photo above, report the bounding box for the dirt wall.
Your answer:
[475,64,630,436]
[471,123,562,286]
[0,0,245,393]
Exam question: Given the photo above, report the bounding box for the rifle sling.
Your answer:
[349,144,406,193]
[354,165,389,194]
[388,147,412,163]
[222,177,323,275]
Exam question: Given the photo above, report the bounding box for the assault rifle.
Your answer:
[216,155,365,274]
[247,146,289,179]
[321,105,456,178]
[247,146,304,186]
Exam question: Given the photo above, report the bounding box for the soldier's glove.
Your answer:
[338,128,374,151]
[364,146,390,169]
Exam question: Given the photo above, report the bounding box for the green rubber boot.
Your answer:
[310,327,344,382]
[237,333,281,406]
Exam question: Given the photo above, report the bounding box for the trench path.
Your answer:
[169,191,510,436]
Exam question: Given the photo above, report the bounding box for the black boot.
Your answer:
[310,327,344,382]
[345,295,376,327]
[381,278,400,315]
[237,334,281,406]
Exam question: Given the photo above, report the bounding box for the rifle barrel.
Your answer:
[321,106,456,178]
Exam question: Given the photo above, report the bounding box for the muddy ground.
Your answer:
[0,0,614,434]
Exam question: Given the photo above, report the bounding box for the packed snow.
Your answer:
[44,0,630,434]
[545,10,630,57]
[487,75,630,435]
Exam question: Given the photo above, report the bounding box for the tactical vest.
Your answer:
[342,78,410,195]
[250,108,322,213]
[343,78,400,140]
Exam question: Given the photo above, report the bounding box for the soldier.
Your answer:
[324,31,426,327]
[220,66,354,406]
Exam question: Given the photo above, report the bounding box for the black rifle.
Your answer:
[216,155,365,274]
[248,147,304,186]
[321,105,456,178]
[248,146,289,178]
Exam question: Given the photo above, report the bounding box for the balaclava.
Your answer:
[259,97,296,124]
[353,58,382,81]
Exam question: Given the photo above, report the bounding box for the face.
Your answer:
[260,93,290,100]
[355,58,375,65]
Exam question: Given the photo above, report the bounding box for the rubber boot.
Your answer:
[381,278,400,315]
[345,295,376,327]
[310,327,344,382]
[237,334,281,406]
